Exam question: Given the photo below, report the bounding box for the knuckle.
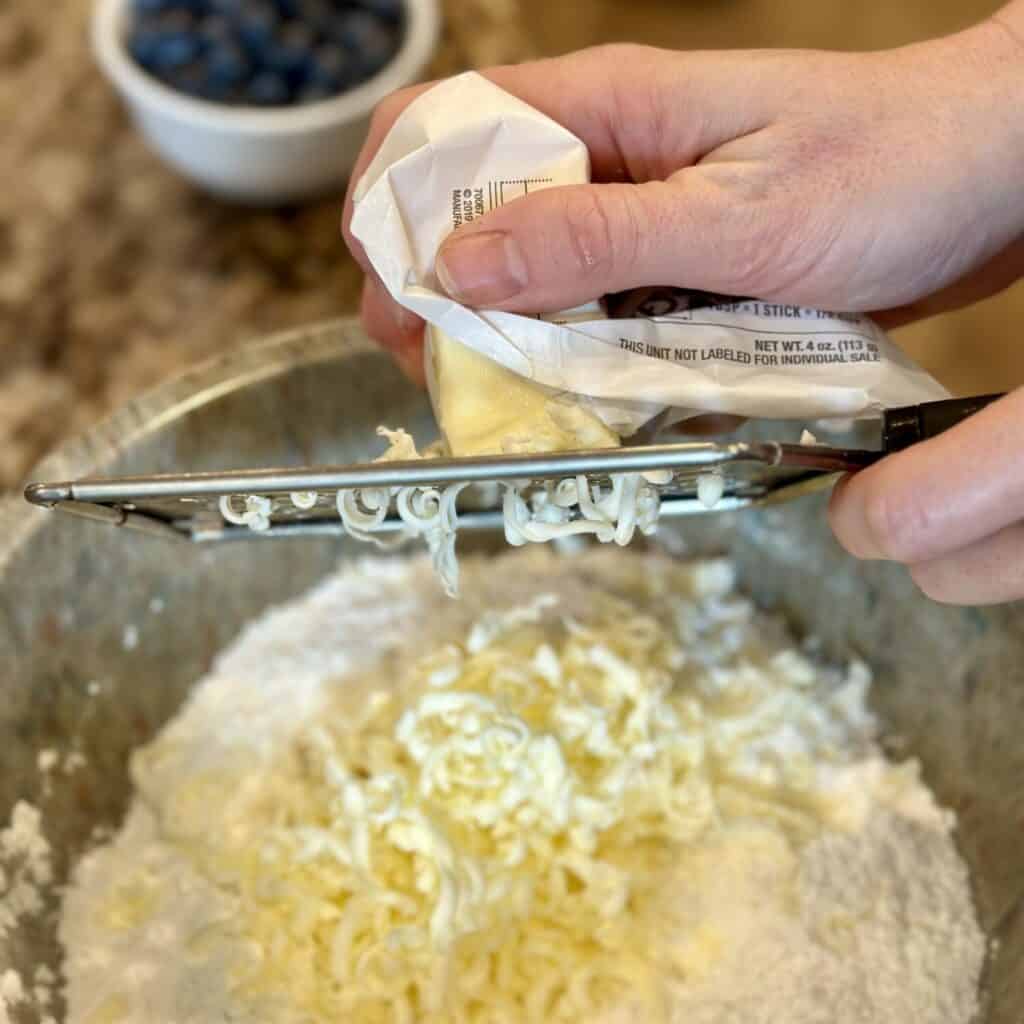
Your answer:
[577,45,667,182]
[560,188,618,281]
[614,188,648,273]
[696,142,839,298]
[721,204,804,295]
[581,42,650,69]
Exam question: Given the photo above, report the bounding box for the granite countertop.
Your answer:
[2,0,1021,491]
[0,0,536,490]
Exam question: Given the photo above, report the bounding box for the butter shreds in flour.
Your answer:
[59,550,986,1023]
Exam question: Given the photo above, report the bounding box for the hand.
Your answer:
[342,7,1024,605]
[344,8,1024,362]
[828,389,1024,605]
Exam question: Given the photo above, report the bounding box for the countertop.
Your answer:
[2,0,1022,490]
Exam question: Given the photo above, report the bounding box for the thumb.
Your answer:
[434,175,771,313]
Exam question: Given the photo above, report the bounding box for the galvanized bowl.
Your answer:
[1,320,1021,1022]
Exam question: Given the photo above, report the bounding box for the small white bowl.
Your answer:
[92,0,440,204]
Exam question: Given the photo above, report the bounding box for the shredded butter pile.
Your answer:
[60,551,985,1024]
[208,588,796,1021]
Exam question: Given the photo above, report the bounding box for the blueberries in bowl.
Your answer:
[126,0,407,106]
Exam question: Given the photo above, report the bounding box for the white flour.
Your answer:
[55,550,985,1024]
[629,811,982,1024]
[0,802,57,1024]
[0,805,51,941]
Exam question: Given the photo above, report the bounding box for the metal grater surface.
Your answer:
[24,440,877,543]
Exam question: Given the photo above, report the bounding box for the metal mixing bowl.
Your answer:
[1,320,1021,1022]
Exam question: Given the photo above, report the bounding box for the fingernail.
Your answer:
[436,231,528,306]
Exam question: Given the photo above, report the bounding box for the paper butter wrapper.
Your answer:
[350,72,948,446]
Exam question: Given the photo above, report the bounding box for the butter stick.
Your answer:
[426,325,619,457]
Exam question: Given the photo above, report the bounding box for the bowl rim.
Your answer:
[3,319,374,568]
[92,0,441,135]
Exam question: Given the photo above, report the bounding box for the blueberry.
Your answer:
[166,57,210,97]
[265,20,317,74]
[196,13,234,46]
[328,8,371,48]
[130,10,213,77]
[150,30,200,72]
[331,9,399,75]
[295,0,333,35]
[237,1,280,51]
[128,26,165,69]
[207,39,251,85]
[305,42,355,90]
[129,0,395,105]
[281,18,317,51]
[154,8,196,29]
[245,69,290,105]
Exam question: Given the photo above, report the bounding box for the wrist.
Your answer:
[953,6,1024,235]
[887,8,1024,247]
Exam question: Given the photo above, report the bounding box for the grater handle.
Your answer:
[882,393,1007,453]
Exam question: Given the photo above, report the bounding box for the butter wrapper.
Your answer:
[351,72,948,436]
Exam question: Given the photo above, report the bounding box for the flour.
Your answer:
[0,970,24,1019]
[0,804,52,941]
[57,550,986,1023]
[605,810,981,1024]
[0,802,56,1024]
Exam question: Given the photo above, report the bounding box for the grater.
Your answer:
[24,395,1003,544]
